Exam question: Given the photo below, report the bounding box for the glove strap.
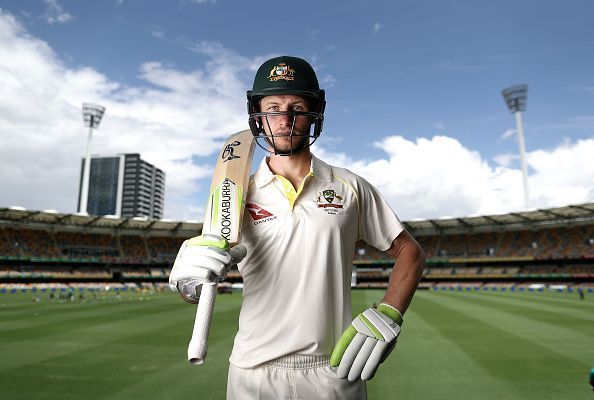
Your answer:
[377,303,403,326]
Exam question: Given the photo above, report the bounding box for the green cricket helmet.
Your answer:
[247,56,326,155]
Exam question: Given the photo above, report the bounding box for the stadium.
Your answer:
[1,203,593,294]
[1,2,594,398]
[1,203,593,399]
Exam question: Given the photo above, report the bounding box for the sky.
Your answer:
[0,0,593,221]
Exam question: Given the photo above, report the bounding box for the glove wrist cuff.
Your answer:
[377,303,403,326]
[188,234,230,250]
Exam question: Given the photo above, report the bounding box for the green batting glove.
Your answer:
[330,303,403,381]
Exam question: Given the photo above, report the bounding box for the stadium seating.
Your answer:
[1,207,593,289]
[55,231,118,258]
[119,235,148,259]
[5,228,60,257]
[147,236,185,262]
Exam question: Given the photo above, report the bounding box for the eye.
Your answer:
[266,105,280,111]
[292,105,305,111]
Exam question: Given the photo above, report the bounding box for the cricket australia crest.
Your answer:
[316,189,345,215]
[268,63,295,82]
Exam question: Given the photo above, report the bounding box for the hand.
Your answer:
[330,303,403,381]
[169,234,247,304]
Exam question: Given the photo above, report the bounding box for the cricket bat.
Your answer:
[187,129,255,365]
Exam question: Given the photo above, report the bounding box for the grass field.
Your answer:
[1,289,593,399]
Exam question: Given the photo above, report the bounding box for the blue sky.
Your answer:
[0,0,593,220]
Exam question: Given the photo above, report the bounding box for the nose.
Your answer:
[277,112,291,125]
[269,110,292,128]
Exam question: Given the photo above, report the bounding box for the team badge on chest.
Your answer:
[315,189,345,215]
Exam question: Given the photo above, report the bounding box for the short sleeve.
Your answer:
[357,178,404,251]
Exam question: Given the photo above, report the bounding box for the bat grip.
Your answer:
[187,282,217,364]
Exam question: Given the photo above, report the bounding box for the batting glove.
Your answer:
[330,303,403,381]
[169,234,247,304]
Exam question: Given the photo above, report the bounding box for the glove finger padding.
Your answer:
[361,340,390,381]
[179,245,232,274]
[169,235,248,305]
[336,332,366,379]
[348,337,376,381]
[170,238,246,286]
[379,336,397,364]
[331,303,402,382]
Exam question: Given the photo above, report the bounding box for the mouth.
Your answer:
[268,131,306,137]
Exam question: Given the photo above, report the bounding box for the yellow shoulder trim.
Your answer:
[333,174,359,213]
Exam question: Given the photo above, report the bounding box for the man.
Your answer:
[170,56,425,399]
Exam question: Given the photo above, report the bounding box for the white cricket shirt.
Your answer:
[229,154,404,368]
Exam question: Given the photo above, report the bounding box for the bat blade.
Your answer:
[187,129,255,365]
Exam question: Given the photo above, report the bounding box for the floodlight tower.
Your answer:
[501,84,529,208]
[79,103,106,214]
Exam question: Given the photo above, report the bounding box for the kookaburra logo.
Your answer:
[219,178,233,240]
[222,141,241,162]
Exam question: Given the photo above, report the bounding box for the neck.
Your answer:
[267,149,312,190]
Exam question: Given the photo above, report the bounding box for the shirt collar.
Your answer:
[310,154,333,182]
[253,157,276,188]
[253,153,333,189]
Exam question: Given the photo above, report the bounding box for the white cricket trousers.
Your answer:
[227,354,366,400]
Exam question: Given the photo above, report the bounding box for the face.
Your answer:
[259,94,312,153]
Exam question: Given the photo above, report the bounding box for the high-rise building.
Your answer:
[77,154,165,219]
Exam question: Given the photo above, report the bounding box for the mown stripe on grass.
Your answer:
[482,291,594,312]
[0,296,178,331]
[0,294,243,400]
[450,291,594,334]
[365,291,523,400]
[415,292,591,399]
[0,300,181,342]
[0,294,172,319]
[0,303,191,371]
[430,292,594,362]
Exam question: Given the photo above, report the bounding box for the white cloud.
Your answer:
[307,29,320,40]
[528,138,594,208]
[314,135,594,220]
[321,74,337,88]
[500,128,516,140]
[0,11,255,219]
[434,121,445,131]
[43,0,73,25]
[1,10,592,223]
[151,29,165,39]
[493,153,517,168]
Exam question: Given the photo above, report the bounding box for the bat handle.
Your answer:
[187,282,217,364]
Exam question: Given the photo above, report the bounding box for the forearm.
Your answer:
[381,235,425,314]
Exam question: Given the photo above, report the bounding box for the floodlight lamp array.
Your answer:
[82,103,106,128]
[501,84,528,113]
